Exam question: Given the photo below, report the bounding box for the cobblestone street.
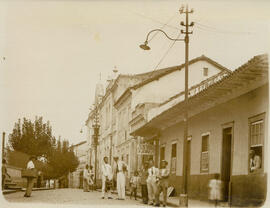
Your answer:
[3,188,169,207]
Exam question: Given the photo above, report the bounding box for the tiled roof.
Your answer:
[132,54,268,136]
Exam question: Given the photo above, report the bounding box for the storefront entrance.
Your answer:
[221,126,233,202]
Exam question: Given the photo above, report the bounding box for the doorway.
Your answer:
[221,127,233,202]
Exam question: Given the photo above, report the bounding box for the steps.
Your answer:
[3,178,23,192]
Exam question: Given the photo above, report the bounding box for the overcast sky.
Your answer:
[0,0,269,145]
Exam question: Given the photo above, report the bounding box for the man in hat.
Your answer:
[113,155,128,200]
[249,150,261,172]
[24,156,36,197]
[101,156,113,199]
[158,160,170,207]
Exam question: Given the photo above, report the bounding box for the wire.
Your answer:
[147,31,182,79]
[148,13,179,43]
[131,10,181,31]
[195,22,253,35]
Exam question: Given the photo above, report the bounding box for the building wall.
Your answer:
[69,142,88,188]
[131,61,222,110]
[159,84,268,205]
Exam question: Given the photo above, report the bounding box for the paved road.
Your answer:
[3,188,174,207]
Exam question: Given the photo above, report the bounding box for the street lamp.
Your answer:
[140,5,193,207]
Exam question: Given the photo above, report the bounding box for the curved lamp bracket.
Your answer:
[140,29,184,50]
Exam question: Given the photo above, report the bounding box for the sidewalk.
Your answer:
[96,189,216,207]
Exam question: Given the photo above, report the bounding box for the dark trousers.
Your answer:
[141,184,148,204]
[25,177,34,196]
[130,186,137,199]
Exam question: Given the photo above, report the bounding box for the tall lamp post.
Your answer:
[139,5,193,207]
[92,104,100,187]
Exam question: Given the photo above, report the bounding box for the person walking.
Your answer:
[114,155,127,200]
[140,162,149,204]
[83,164,90,192]
[147,159,160,206]
[101,156,113,199]
[89,165,94,191]
[2,159,10,190]
[24,156,36,197]
[158,160,170,207]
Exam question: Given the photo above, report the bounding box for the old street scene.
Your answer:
[1,1,269,208]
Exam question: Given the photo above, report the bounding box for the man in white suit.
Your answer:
[101,156,113,199]
[113,155,128,200]
[147,159,160,206]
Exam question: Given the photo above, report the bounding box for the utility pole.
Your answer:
[2,132,5,160]
[179,4,194,207]
[92,104,100,188]
[139,5,194,206]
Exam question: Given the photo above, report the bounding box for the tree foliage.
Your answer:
[9,117,54,158]
[8,116,79,179]
[45,139,79,179]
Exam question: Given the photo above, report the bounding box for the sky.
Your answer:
[0,0,269,146]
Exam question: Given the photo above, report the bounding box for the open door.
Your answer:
[221,127,233,202]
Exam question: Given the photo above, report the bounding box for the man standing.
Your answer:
[147,159,160,206]
[101,156,113,199]
[24,156,36,197]
[114,155,127,200]
[158,160,170,207]
[140,162,149,204]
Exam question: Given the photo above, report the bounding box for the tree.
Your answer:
[8,117,54,158]
[45,139,79,179]
[8,116,79,180]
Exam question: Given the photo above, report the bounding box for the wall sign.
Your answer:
[137,143,155,155]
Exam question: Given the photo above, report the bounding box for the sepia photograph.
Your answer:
[0,0,269,207]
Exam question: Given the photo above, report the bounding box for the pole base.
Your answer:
[179,194,188,207]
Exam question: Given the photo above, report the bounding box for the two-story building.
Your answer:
[86,55,231,181]
[132,54,268,206]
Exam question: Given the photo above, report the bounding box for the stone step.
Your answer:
[5,186,22,191]
[2,190,17,195]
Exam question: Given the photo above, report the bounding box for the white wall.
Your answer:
[131,60,222,111]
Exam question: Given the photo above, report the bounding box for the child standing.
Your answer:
[130,171,140,200]
[208,174,223,207]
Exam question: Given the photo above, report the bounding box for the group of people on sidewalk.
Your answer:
[98,155,171,207]
[83,164,95,192]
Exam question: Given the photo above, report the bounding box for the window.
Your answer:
[203,67,208,76]
[201,134,209,172]
[171,143,177,173]
[160,146,165,167]
[249,113,265,173]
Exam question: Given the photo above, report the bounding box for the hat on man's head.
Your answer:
[113,154,119,159]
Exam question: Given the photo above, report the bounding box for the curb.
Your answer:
[21,188,54,192]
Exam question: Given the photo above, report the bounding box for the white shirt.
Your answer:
[83,169,89,179]
[27,160,35,169]
[160,168,170,177]
[147,166,159,182]
[102,163,113,180]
